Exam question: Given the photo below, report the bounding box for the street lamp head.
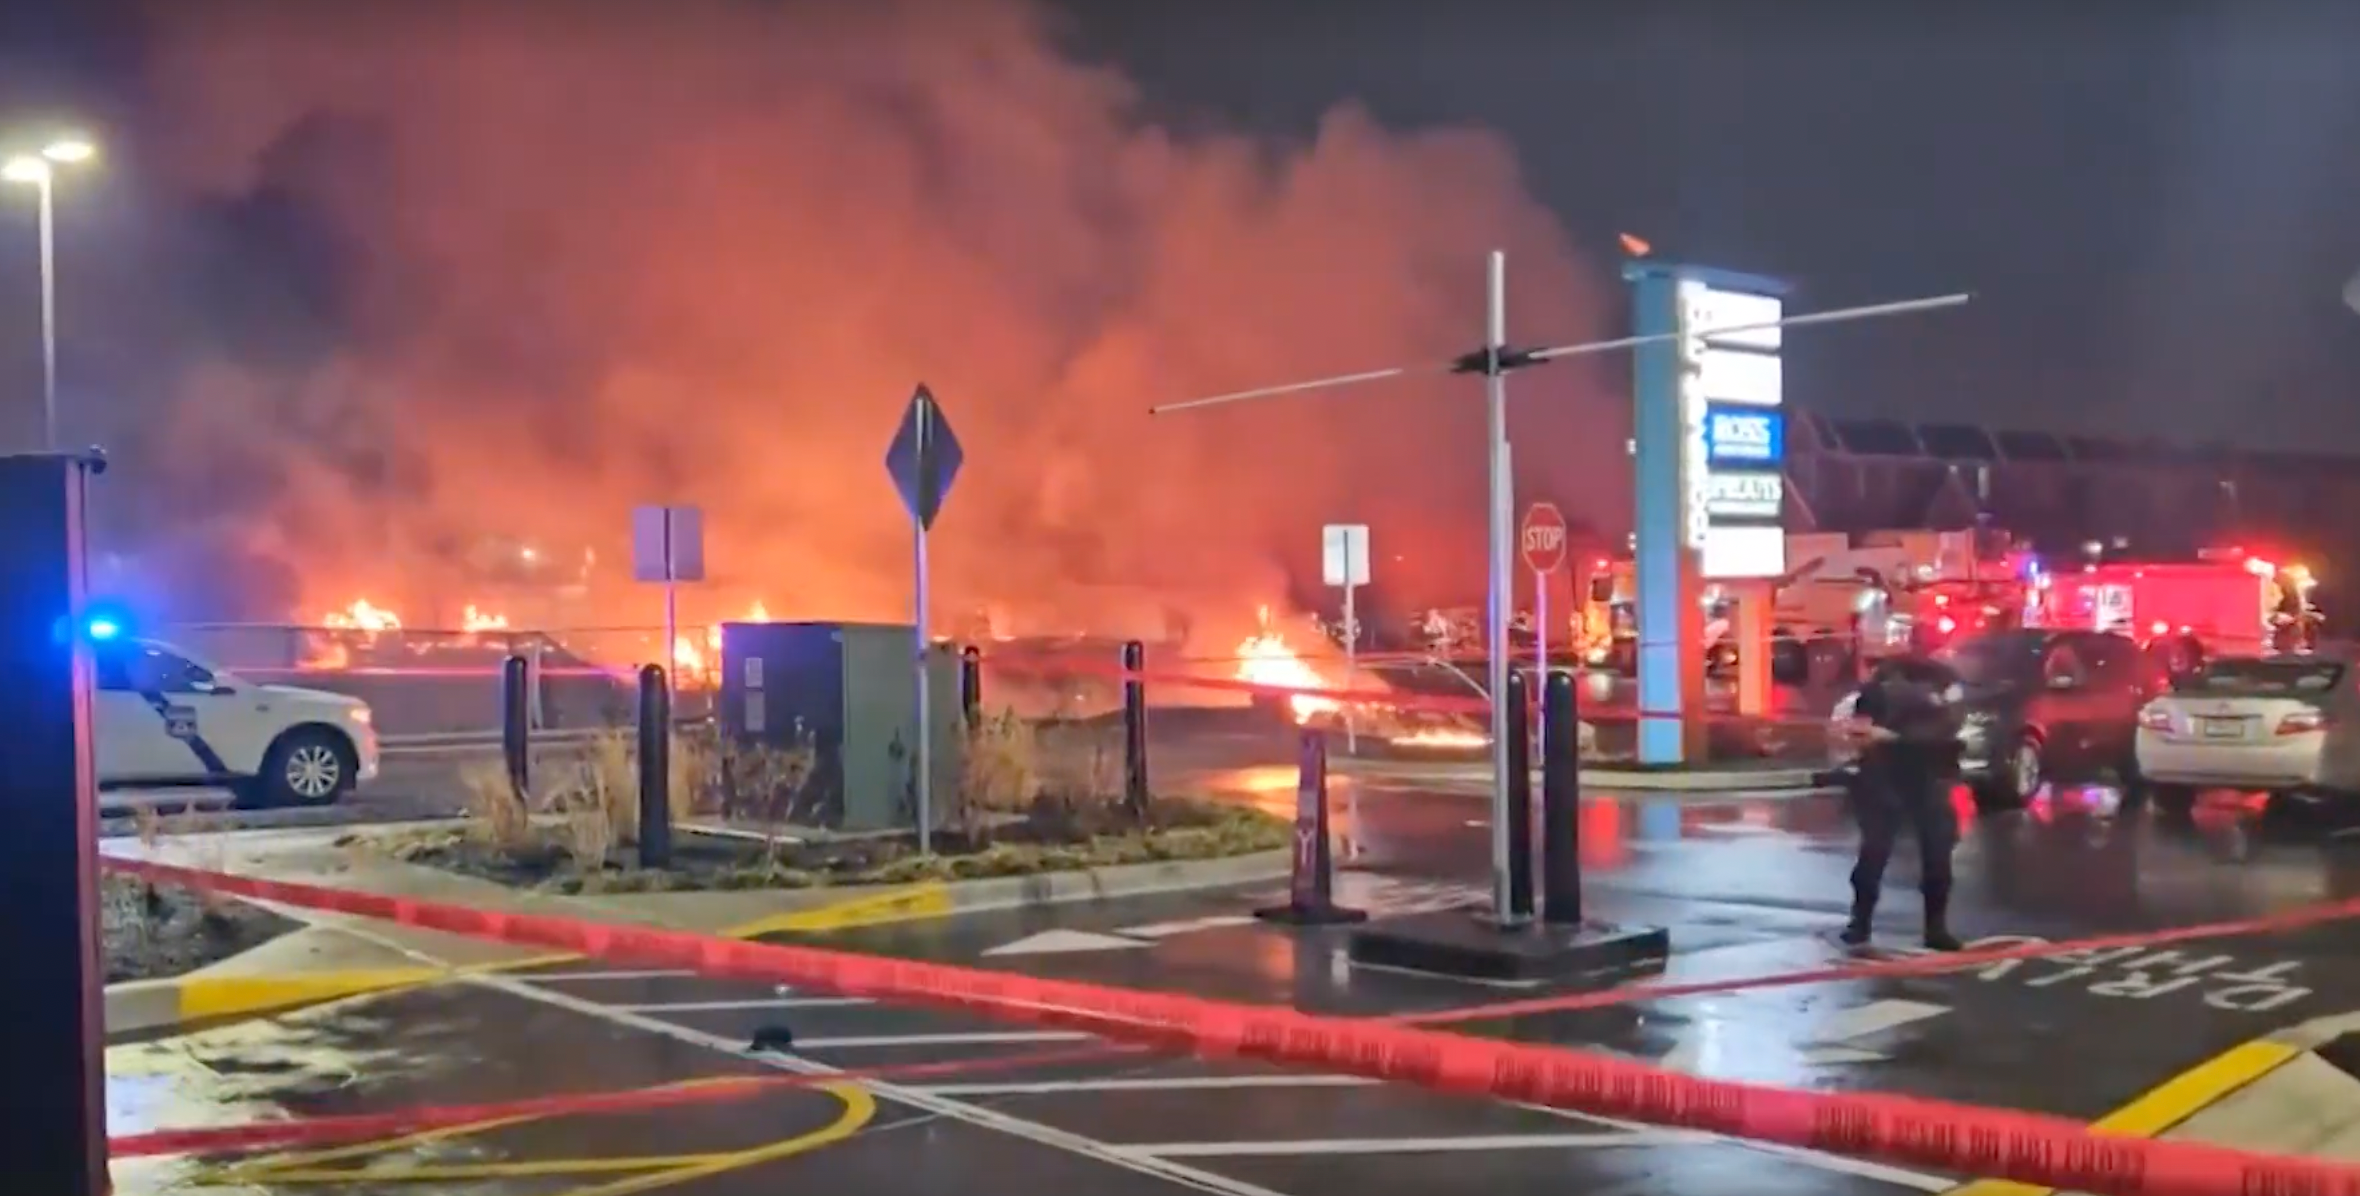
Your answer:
[1,156,49,184]
[40,139,94,164]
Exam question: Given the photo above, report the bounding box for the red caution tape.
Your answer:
[102,857,2360,1196]
[983,653,1832,729]
[125,888,2360,1160]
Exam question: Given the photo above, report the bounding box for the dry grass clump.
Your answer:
[456,727,819,871]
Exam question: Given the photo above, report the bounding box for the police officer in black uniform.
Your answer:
[1841,652,1967,951]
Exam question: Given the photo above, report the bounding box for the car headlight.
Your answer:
[347,706,373,726]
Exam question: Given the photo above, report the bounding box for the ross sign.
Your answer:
[1321,524,1370,587]
[884,384,965,531]
[630,505,705,582]
[1677,279,1785,580]
[1520,502,1569,574]
[1705,473,1784,520]
[1704,405,1784,466]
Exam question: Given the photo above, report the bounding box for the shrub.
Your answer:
[960,709,1039,822]
[456,757,535,849]
[1036,720,1124,804]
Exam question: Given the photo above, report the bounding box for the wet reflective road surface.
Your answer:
[110,783,2360,1196]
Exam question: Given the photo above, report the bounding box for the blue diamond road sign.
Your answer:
[884,383,963,531]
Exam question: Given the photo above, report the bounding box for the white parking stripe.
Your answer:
[918,1075,1375,1096]
[791,1031,1095,1050]
[529,969,699,982]
[1124,1131,1691,1157]
[612,997,871,1012]
[469,974,1294,1196]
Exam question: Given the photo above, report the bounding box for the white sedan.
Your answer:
[2134,656,2360,810]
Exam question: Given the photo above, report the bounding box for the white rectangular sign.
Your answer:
[1699,346,1783,407]
[1706,472,1783,519]
[1678,279,1786,581]
[631,505,706,582]
[1322,524,1370,587]
[1694,288,1784,351]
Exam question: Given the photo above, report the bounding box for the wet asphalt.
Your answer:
[107,767,2360,1196]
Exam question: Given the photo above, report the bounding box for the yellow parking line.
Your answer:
[201,1079,875,1189]
[1944,1038,2303,1196]
[554,1084,878,1196]
[160,880,958,1027]
[717,882,954,938]
[174,968,453,1023]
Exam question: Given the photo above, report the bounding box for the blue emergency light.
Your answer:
[84,617,120,641]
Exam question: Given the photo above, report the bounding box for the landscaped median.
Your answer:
[101,713,1293,1033]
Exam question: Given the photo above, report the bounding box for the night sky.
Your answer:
[4,1,2360,453]
[1059,1,2360,452]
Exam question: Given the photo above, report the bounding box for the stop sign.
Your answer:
[1520,502,1569,574]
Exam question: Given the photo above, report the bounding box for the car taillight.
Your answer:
[2138,705,2174,732]
[2276,709,2330,735]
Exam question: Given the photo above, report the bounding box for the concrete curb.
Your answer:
[1582,766,1825,791]
[101,848,1291,1034]
[104,966,450,1037]
[1948,1012,2360,1196]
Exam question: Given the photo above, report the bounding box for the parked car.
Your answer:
[2135,654,2360,813]
[91,634,379,807]
[1827,629,2163,809]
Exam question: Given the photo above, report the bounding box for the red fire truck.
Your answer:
[2025,549,2320,668]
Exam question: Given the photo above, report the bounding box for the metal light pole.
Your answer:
[1480,250,1520,925]
[3,137,95,451]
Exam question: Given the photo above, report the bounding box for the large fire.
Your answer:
[306,597,774,687]
[106,1,1627,640]
[1232,608,1342,723]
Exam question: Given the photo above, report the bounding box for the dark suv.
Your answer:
[1830,629,2166,809]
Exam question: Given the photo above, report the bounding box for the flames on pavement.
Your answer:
[294,593,1493,745]
[1229,606,1489,749]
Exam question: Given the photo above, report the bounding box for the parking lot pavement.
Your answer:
[111,785,2360,1195]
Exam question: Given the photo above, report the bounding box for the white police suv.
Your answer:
[91,633,379,807]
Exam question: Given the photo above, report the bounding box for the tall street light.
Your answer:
[4,136,97,450]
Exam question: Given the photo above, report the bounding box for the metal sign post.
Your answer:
[1521,501,1569,764]
[1320,523,1370,754]
[630,504,705,704]
[885,383,965,856]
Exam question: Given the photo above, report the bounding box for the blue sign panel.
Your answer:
[1704,404,1784,467]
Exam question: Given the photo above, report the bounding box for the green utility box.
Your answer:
[716,621,962,832]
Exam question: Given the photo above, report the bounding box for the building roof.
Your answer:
[1788,409,2352,476]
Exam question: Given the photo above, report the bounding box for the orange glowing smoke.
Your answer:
[114,0,1627,636]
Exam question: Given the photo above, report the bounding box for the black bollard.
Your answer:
[1503,668,1535,926]
[637,664,672,869]
[1253,730,1367,925]
[500,654,531,802]
[959,645,982,726]
[0,453,108,1194]
[1541,669,1583,925]
[1121,639,1149,816]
